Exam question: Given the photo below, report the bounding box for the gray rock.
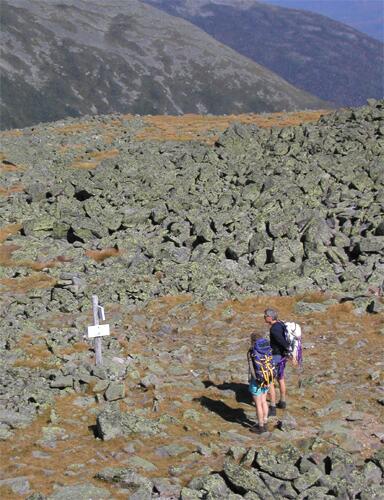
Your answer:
[0,424,13,440]
[255,448,300,481]
[293,467,324,492]
[223,458,274,498]
[360,483,384,500]
[295,301,329,314]
[277,413,298,432]
[296,486,333,499]
[123,456,157,472]
[180,487,204,499]
[226,446,247,461]
[26,494,46,500]
[359,237,384,253]
[95,467,153,498]
[104,382,125,401]
[152,477,181,498]
[155,443,189,457]
[0,477,30,495]
[49,375,74,389]
[140,373,160,389]
[0,410,33,429]
[188,473,236,498]
[259,472,297,498]
[96,404,161,440]
[362,461,382,483]
[47,483,111,499]
[372,447,384,472]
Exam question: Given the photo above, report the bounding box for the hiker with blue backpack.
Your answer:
[247,332,275,434]
[264,308,302,417]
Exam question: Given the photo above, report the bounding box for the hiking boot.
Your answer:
[276,400,287,409]
[249,424,267,434]
[268,405,276,417]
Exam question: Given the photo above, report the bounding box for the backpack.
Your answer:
[249,338,275,388]
[281,321,302,366]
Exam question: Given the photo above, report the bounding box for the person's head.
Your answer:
[264,308,278,325]
[250,332,259,346]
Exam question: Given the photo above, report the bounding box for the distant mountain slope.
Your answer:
[0,0,326,130]
[145,0,384,107]
[263,0,384,43]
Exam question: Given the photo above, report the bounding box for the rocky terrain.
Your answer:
[0,100,383,303]
[0,0,326,131]
[146,0,384,107]
[0,103,383,498]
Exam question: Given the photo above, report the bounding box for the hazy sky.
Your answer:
[262,0,384,42]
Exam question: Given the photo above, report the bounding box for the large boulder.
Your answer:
[96,404,161,440]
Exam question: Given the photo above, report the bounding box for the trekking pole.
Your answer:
[297,359,303,388]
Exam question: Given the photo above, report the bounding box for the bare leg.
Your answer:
[261,392,268,424]
[253,395,264,427]
[269,382,276,406]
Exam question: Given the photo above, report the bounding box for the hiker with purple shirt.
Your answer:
[264,308,290,416]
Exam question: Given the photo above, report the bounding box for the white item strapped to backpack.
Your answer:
[282,321,302,366]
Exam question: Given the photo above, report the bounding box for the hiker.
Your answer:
[264,308,290,416]
[247,332,274,434]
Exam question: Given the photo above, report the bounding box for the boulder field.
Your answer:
[0,102,383,498]
[0,101,383,309]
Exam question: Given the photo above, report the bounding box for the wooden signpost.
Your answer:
[87,295,110,366]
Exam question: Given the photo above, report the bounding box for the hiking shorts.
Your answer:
[249,378,269,397]
[273,355,287,380]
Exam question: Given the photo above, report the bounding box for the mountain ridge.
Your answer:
[145,0,384,107]
[0,0,326,130]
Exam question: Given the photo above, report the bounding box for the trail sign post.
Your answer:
[88,295,109,366]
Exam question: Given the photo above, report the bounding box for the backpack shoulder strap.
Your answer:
[248,349,257,380]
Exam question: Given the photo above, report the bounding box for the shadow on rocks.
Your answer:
[195,396,254,428]
[203,380,252,405]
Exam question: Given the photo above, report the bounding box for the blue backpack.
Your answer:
[249,338,275,387]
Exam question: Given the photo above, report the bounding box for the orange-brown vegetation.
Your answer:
[0,273,57,293]
[53,123,92,135]
[0,183,25,197]
[134,110,331,143]
[13,334,55,368]
[0,129,23,138]
[0,243,20,265]
[85,247,121,262]
[0,240,72,273]
[0,223,22,243]
[57,143,84,154]
[0,159,26,172]
[14,335,89,369]
[70,149,119,169]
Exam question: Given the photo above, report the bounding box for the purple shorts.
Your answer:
[273,355,287,380]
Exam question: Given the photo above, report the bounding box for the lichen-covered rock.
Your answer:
[0,410,34,429]
[104,382,125,401]
[255,448,300,480]
[1,102,383,303]
[94,467,153,498]
[223,458,274,498]
[293,467,324,492]
[96,404,161,440]
[47,483,111,499]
